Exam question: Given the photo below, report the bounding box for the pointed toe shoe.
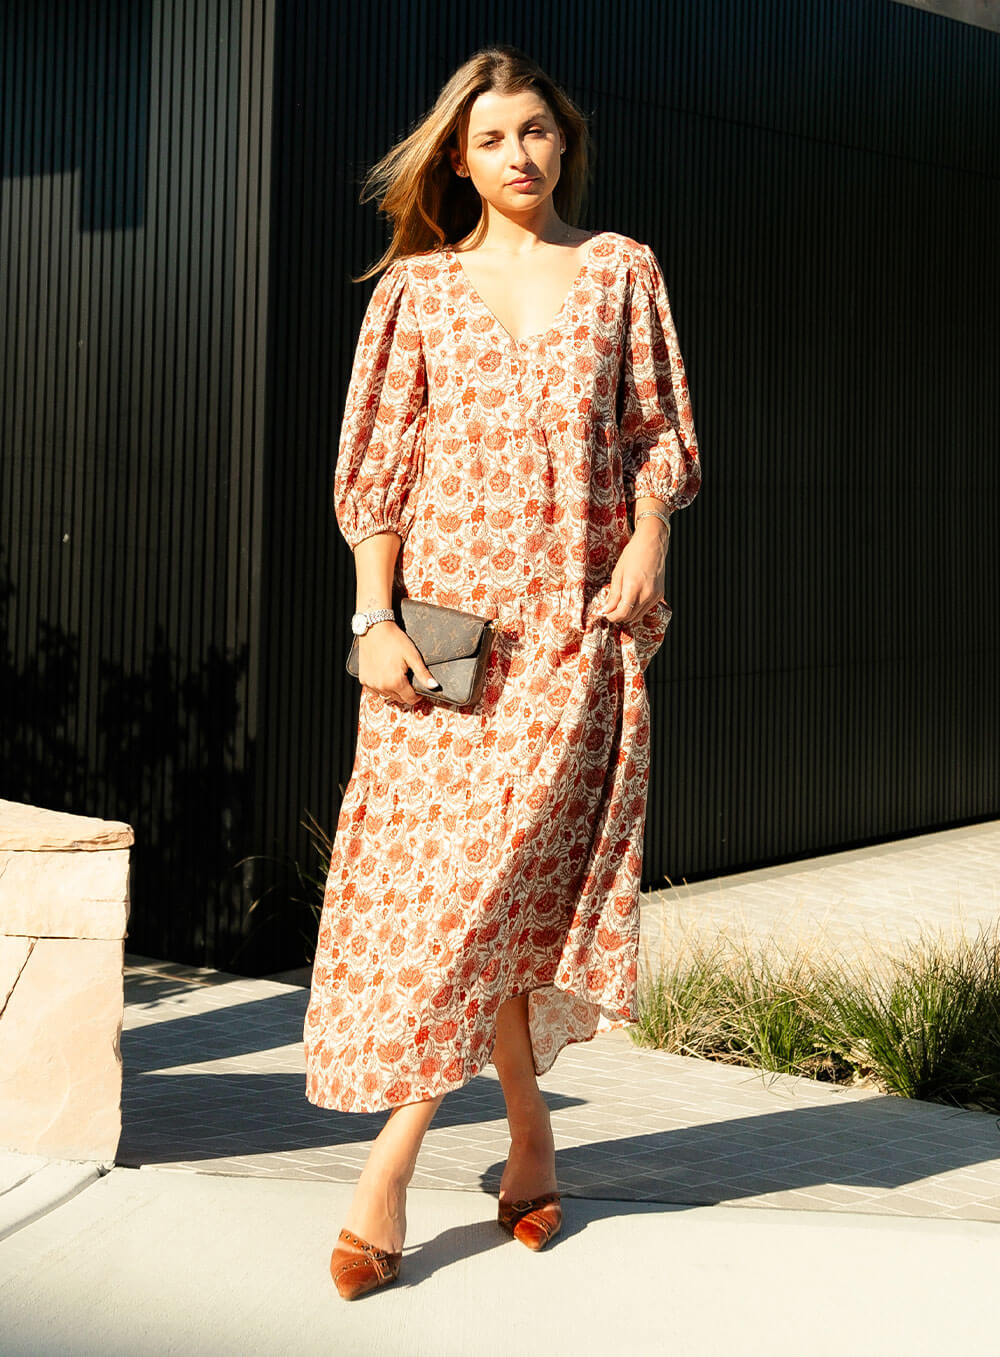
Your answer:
[497,1191,563,1251]
[329,1227,402,1300]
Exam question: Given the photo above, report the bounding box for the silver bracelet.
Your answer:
[634,508,672,531]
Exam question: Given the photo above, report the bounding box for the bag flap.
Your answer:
[399,596,490,665]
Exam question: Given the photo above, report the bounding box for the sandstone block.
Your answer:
[0,937,124,1160]
[0,800,132,1161]
[0,935,35,1009]
[0,800,133,852]
[0,849,130,939]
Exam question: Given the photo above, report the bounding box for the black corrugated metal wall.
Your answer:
[2,1,997,972]
[0,0,274,964]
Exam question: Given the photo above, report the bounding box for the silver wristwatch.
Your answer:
[350,608,395,636]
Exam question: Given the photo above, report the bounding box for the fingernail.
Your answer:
[426,678,441,689]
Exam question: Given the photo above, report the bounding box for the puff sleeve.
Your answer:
[334,261,428,548]
[619,243,701,515]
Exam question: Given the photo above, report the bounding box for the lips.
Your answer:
[508,177,537,186]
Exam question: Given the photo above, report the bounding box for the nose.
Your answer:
[505,134,533,164]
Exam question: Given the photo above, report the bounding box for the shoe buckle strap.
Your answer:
[511,1192,558,1212]
[367,1249,393,1281]
[338,1228,396,1280]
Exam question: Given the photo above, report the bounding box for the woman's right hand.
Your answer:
[357,621,440,706]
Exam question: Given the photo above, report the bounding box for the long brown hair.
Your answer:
[353,45,593,282]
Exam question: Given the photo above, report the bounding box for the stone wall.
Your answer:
[890,0,1000,33]
[0,801,133,1160]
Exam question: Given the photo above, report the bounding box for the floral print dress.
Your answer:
[303,230,700,1113]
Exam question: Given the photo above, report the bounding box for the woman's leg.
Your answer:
[491,991,558,1202]
[341,1092,444,1253]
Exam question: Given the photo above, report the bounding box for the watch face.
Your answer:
[351,613,367,636]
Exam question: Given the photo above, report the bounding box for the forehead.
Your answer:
[465,88,552,133]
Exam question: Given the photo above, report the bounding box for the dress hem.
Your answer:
[303,977,638,1115]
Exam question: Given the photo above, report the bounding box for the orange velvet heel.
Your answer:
[329,1227,402,1300]
[496,1192,563,1250]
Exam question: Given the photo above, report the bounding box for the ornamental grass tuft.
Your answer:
[632,922,1000,1112]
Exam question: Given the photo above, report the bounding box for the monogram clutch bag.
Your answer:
[346,596,496,709]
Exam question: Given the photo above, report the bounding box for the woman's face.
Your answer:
[453,88,565,214]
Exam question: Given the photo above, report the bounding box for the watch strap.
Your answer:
[356,608,395,633]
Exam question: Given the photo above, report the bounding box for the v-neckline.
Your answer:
[446,231,605,346]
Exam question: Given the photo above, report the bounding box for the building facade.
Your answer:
[2,0,998,971]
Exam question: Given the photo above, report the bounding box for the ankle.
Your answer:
[506,1099,554,1147]
[344,1171,408,1253]
[367,1135,420,1183]
[357,1160,409,1206]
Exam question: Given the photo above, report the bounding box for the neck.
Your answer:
[467,210,572,255]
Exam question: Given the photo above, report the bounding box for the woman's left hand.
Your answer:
[597,517,670,625]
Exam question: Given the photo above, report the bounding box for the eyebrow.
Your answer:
[470,116,549,139]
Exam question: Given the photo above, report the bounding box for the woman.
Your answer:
[303,44,700,1299]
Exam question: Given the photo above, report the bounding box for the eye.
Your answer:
[480,127,546,148]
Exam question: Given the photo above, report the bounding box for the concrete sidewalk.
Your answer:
[3,821,1000,1352]
[1,1161,998,1356]
[0,1154,108,1246]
